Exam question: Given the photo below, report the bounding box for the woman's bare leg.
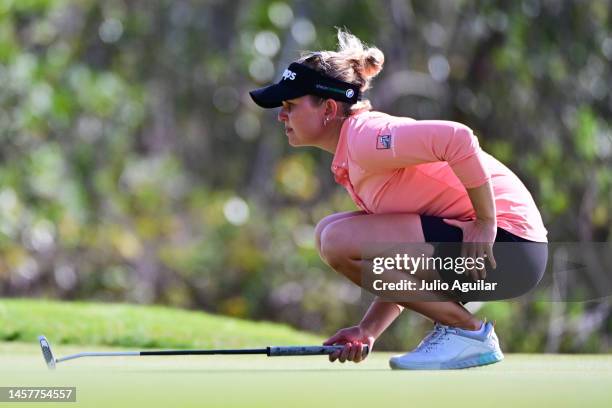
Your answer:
[318,212,482,330]
[314,210,366,253]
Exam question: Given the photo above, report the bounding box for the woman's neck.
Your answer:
[318,118,345,153]
[319,109,369,153]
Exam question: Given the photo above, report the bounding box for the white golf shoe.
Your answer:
[389,321,504,370]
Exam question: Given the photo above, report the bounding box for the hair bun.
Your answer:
[335,28,385,82]
[296,28,384,111]
[362,48,384,79]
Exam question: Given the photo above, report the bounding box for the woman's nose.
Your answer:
[277,108,288,122]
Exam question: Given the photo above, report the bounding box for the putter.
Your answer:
[38,335,369,370]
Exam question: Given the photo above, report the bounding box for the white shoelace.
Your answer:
[414,323,461,353]
[413,323,447,353]
[423,328,457,353]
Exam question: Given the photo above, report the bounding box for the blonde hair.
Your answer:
[297,27,384,116]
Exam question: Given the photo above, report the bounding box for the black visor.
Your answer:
[249,62,362,108]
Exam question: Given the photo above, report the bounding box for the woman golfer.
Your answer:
[249,29,548,370]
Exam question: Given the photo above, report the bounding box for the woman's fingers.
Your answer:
[352,342,367,363]
[443,218,465,229]
[477,258,486,280]
[329,348,341,362]
[469,264,480,281]
[468,245,479,281]
[475,244,487,280]
[467,243,478,279]
[338,342,352,363]
[445,218,497,281]
[329,343,366,363]
[349,341,364,362]
[327,336,345,362]
[486,244,497,269]
[464,243,491,281]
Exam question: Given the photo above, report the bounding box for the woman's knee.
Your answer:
[319,221,356,270]
[315,211,364,253]
[318,212,427,267]
[314,218,331,253]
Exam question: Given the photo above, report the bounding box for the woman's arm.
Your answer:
[467,179,496,222]
[323,297,403,363]
[353,120,491,189]
[358,297,404,338]
[444,179,498,280]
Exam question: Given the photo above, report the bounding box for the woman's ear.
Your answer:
[324,98,339,117]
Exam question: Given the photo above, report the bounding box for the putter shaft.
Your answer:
[39,336,369,369]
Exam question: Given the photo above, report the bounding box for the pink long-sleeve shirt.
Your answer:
[331,110,548,242]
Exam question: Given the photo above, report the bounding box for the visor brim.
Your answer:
[249,83,306,109]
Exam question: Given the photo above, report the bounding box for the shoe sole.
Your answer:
[389,350,504,370]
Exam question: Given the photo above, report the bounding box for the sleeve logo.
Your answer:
[376,134,392,149]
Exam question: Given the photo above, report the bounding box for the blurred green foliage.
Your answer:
[0,0,610,352]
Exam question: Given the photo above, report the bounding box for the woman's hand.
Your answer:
[323,325,376,363]
[443,218,498,281]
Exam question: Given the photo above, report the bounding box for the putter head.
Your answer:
[38,335,56,370]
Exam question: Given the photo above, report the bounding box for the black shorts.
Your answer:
[420,215,548,303]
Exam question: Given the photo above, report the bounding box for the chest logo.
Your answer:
[376,134,392,150]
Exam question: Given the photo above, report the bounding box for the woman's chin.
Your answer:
[286,131,312,148]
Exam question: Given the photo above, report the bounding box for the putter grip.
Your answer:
[267,345,369,357]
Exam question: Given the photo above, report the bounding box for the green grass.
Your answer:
[1,341,611,408]
[0,298,322,348]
